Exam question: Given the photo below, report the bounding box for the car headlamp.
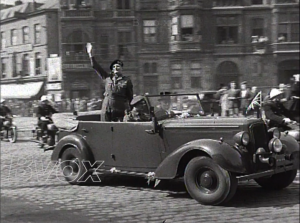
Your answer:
[268,138,283,153]
[233,131,250,146]
[272,128,281,138]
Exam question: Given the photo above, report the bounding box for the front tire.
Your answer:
[184,156,237,205]
[8,126,17,143]
[60,147,90,185]
[255,170,297,190]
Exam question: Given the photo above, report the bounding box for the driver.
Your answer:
[123,96,150,122]
[155,96,175,121]
[36,95,58,142]
[0,99,13,133]
[263,88,293,128]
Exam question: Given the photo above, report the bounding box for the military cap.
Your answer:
[130,95,146,106]
[241,81,247,85]
[110,59,123,70]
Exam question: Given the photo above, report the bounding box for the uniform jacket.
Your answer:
[36,104,58,120]
[91,57,133,113]
[263,100,291,127]
[240,89,251,109]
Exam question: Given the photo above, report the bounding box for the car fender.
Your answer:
[155,139,249,179]
[51,134,94,163]
[280,133,299,154]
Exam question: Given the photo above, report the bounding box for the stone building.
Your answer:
[0,0,60,100]
[59,0,299,97]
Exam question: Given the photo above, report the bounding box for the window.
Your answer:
[65,30,89,61]
[143,20,157,43]
[252,18,264,37]
[99,34,109,59]
[22,54,30,76]
[278,13,299,42]
[171,77,182,89]
[1,32,6,49]
[181,15,194,41]
[35,53,41,75]
[1,58,7,78]
[34,24,41,44]
[11,29,17,45]
[22,26,29,44]
[217,16,238,44]
[252,0,263,4]
[191,77,201,89]
[143,62,157,74]
[117,0,130,9]
[118,31,131,58]
[171,17,179,41]
[143,76,158,94]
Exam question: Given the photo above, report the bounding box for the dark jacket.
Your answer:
[263,100,291,127]
[0,105,12,117]
[36,104,58,120]
[90,57,133,113]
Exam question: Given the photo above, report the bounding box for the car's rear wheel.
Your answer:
[184,156,237,205]
[60,147,90,185]
[255,170,297,190]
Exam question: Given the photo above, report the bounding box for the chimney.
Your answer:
[15,0,23,6]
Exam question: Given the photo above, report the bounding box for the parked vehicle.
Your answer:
[51,93,299,205]
[0,116,17,143]
[32,116,58,148]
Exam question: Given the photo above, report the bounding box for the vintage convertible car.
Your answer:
[51,93,299,205]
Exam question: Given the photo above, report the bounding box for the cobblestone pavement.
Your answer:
[1,117,299,223]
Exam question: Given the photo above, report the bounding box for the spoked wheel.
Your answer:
[8,126,17,143]
[184,156,237,205]
[60,147,90,185]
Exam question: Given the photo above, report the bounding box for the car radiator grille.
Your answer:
[249,123,269,152]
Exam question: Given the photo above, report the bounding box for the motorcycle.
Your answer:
[32,116,58,149]
[0,116,17,143]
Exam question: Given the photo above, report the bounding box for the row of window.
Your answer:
[1,24,41,49]
[1,53,42,78]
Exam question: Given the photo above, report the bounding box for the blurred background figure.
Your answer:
[239,81,251,116]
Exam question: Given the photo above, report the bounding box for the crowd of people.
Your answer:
[3,97,103,117]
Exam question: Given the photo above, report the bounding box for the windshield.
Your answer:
[147,94,205,120]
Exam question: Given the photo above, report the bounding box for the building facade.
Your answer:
[0,1,60,100]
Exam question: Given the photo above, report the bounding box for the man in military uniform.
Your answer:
[86,43,133,122]
[123,96,150,122]
[263,88,292,128]
[155,96,175,121]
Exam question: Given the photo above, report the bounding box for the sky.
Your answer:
[1,0,46,5]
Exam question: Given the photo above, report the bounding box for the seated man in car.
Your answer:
[0,99,13,135]
[123,96,150,122]
[155,96,175,121]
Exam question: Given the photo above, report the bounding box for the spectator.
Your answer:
[239,81,251,116]
[215,85,229,117]
[227,81,240,117]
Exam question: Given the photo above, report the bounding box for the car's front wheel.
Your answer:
[60,147,90,185]
[184,156,237,205]
[255,170,297,190]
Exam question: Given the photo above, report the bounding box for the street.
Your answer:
[1,117,299,223]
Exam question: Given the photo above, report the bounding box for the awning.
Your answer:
[1,82,44,99]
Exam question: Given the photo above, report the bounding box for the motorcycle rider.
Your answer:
[36,95,58,146]
[0,99,13,136]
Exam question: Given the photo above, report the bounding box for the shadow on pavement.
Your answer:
[85,175,299,207]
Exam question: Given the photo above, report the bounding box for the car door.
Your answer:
[79,121,114,167]
[110,122,164,172]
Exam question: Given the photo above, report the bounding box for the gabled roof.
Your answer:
[0,2,33,20]
[38,0,59,10]
[0,0,58,21]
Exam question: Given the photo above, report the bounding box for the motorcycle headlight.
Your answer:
[268,138,283,153]
[273,128,281,138]
[233,131,250,146]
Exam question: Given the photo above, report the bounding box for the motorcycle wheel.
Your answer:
[8,126,17,143]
